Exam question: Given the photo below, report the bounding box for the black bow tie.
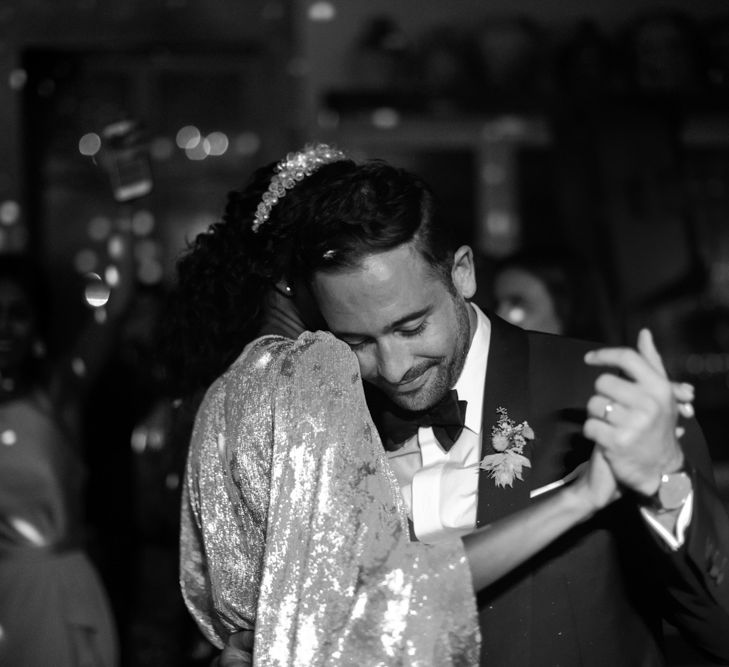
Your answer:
[373,389,467,452]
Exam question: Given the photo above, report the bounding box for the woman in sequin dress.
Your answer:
[166,146,630,666]
[0,257,123,666]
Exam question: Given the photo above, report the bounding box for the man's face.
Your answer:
[310,242,477,411]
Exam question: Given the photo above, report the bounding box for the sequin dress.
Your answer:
[180,331,480,666]
[0,390,118,666]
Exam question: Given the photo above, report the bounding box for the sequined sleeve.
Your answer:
[180,332,479,664]
[256,332,479,665]
[180,335,293,645]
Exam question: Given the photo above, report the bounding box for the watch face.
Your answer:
[658,471,692,510]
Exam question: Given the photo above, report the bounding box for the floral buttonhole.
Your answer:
[480,407,535,488]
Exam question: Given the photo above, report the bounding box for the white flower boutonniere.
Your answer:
[480,407,535,488]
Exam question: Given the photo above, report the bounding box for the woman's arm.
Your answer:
[464,448,616,590]
[217,448,617,666]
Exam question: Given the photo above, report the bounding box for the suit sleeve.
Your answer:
[648,415,729,662]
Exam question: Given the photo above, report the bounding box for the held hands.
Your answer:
[583,329,688,497]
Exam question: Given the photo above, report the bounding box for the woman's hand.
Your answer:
[583,329,685,497]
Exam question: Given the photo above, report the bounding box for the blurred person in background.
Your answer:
[0,251,132,666]
[489,245,621,344]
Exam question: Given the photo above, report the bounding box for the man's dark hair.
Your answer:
[291,160,457,284]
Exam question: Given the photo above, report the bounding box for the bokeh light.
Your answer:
[87,215,112,241]
[84,272,110,308]
[0,200,20,226]
[131,210,155,236]
[1,429,17,446]
[105,265,120,287]
[185,141,207,161]
[71,357,87,377]
[308,1,335,21]
[206,131,229,156]
[78,132,101,156]
[107,234,125,259]
[371,107,400,129]
[176,125,201,150]
[8,68,26,91]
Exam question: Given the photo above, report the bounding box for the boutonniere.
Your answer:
[479,407,535,488]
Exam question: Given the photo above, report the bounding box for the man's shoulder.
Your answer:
[527,329,600,356]
[484,309,598,361]
[524,330,603,401]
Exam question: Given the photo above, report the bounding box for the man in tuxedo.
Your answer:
[224,159,729,665]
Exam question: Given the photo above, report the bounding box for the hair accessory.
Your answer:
[252,143,347,233]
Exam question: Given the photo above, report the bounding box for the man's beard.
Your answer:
[380,297,472,412]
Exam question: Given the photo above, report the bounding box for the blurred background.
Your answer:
[2,0,729,664]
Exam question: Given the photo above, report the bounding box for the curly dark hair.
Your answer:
[162,150,458,397]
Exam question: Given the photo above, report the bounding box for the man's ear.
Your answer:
[451,245,476,299]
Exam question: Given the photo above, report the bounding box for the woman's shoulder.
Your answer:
[234,331,353,371]
[206,331,355,399]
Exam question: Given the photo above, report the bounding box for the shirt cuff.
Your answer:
[640,491,694,551]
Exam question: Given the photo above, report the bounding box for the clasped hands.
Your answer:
[580,328,692,506]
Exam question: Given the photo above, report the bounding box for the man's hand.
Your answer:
[583,329,685,497]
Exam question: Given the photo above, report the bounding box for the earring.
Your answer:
[274,280,295,297]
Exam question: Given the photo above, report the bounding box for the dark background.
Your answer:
[2,1,729,664]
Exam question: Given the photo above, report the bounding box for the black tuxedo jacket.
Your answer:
[471,314,729,666]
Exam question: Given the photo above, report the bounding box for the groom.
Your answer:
[235,159,729,664]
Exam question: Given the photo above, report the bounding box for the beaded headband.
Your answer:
[251,143,347,233]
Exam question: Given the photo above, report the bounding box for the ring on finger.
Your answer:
[602,401,615,421]
[677,401,694,419]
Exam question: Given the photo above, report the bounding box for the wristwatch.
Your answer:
[649,469,693,512]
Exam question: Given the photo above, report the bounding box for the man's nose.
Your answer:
[375,339,411,385]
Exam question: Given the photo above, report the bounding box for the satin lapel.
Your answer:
[476,314,533,527]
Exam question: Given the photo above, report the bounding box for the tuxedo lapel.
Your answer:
[476,313,533,527]
[475,314,535,665]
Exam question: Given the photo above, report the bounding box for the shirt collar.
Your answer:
[453,303,490,434]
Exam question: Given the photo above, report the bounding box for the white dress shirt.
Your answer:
[387,304,490,544]
[386,303,692,549]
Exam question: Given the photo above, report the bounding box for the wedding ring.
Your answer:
[603,401,614,421]
[677,401,694,419]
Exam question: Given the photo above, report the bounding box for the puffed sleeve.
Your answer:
[254,332,479,666]
[180,336,293,647]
